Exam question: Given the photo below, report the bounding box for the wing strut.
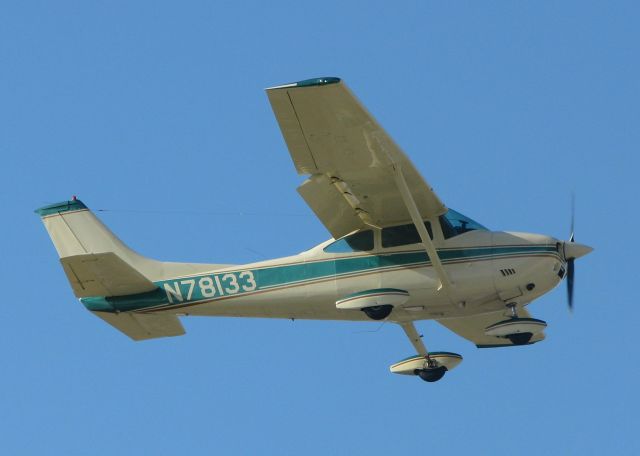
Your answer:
[392,164,453,292]
[400,322,428,356]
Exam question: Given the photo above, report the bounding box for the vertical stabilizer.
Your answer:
[35,199,161,279]
[35,199,231,294]
[36,199,142,261]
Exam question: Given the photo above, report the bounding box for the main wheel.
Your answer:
[416,366,447,382]
[362,305,393,320]
[506,332,533,345]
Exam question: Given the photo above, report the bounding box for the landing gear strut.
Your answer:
[505,303,533,345]
[392,323,462,383]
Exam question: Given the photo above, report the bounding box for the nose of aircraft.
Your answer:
[563,241,594,260]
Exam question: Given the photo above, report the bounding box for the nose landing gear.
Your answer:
[484,303,547,346]
[506,332,533,345]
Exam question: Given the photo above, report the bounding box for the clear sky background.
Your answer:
[1,1,638,454]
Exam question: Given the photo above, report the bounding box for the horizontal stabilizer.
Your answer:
[61,252,157,298]
[93,311,185,341]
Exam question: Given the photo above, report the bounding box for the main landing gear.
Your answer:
[362,304,393,320]
[416,358,448,383]
[390,322,463,383]
[335,288,409,321]
[390,352,463,383]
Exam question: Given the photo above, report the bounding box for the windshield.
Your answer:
[440,209,488,239]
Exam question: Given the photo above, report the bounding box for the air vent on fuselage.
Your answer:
[500,268,516,277]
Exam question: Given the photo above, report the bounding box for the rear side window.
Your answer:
[324,230,374,253]
[382,222,433,248]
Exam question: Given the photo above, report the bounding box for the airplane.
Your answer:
[36,77,593,383]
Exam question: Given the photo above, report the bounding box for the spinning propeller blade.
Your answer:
[567,258,575,311]
[567,195,575,311]
[562,196,593,312]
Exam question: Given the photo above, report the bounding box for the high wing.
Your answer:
[266,77,446,239]
[436,309,545,348]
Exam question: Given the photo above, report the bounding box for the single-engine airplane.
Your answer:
[36,77,593,382]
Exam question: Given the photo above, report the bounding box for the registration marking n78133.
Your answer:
[163,270,257,303]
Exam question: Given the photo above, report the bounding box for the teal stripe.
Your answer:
[394,352,462,364]
[294,77,340,87]
[342,288,408,300]
[35,199,87,217]
[82,288,167,312]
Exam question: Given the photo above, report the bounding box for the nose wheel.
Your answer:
[483,303,547,346]
[505,304,533,344]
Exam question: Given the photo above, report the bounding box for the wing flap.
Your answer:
[437,309,545,348]
[61,252,157,298]
[297,175,365,239]
[93,311,185,341]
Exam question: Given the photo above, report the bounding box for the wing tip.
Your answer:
[266,76,341,91]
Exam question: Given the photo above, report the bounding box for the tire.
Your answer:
[506,332,533,345]
[362,305,393,320]
[417,366,447,382]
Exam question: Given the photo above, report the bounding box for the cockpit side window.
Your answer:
[440,209,488,239]
[381,222,433,248]
[324,230,374,253]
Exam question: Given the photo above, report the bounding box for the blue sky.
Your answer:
[2,1,638,454]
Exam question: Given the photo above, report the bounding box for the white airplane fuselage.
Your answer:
[126,230,565,324]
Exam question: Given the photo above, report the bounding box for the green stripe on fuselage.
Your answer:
[80,245,559,313]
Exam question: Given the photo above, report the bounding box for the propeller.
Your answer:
[562,195,593,312]
[567,196,575,311]
[566,250,575,311]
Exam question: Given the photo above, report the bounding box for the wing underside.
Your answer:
[267,78,446,239]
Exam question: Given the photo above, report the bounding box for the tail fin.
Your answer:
[36,199,229,296]
[36,199,163,297]
[36,199,140,265]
